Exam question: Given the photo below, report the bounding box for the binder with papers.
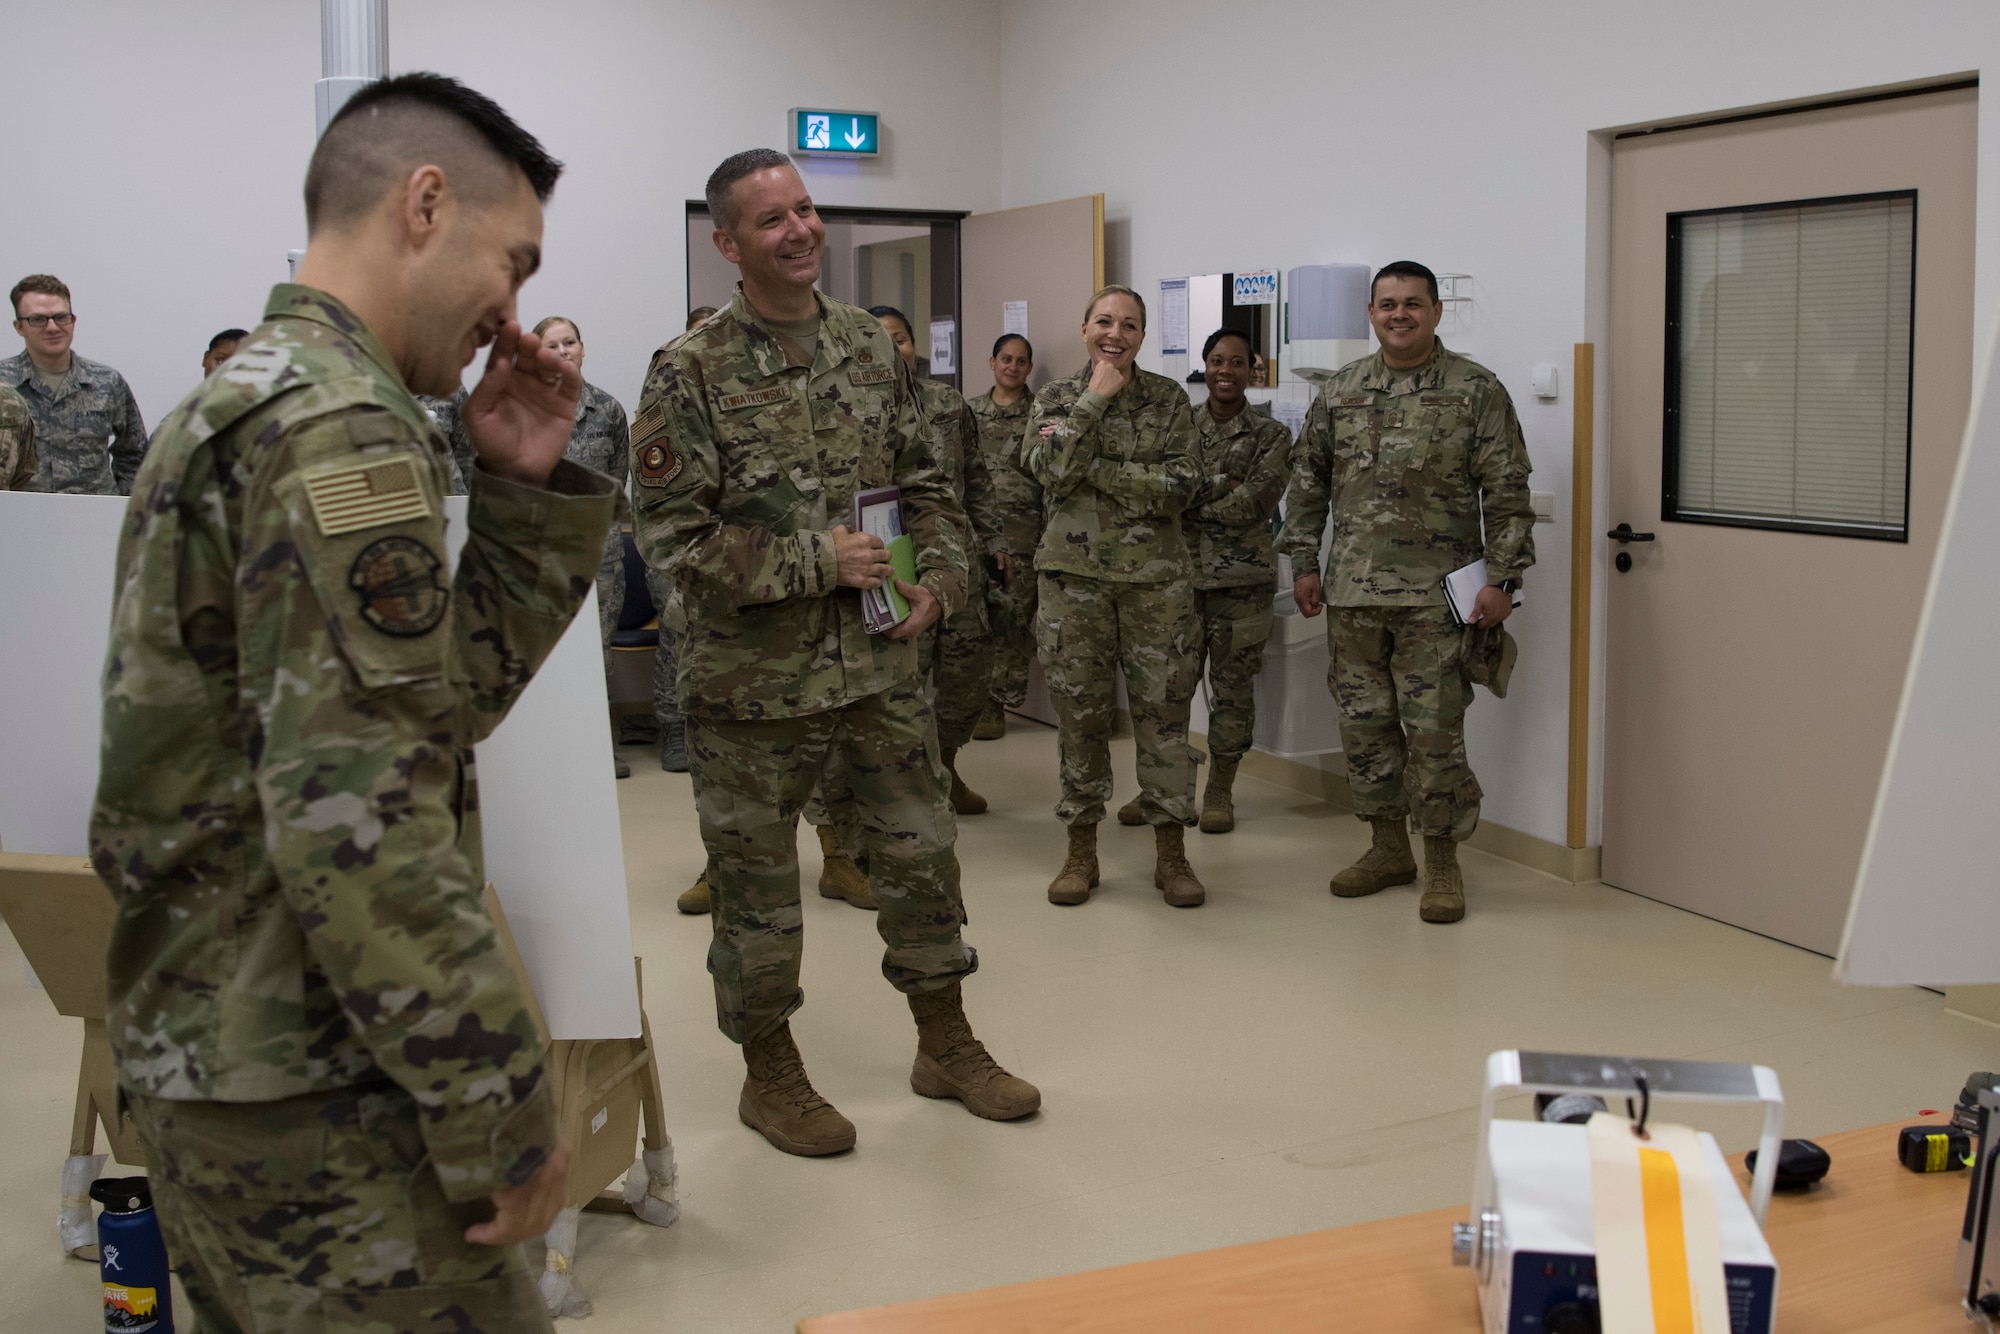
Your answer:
[1443,558,1520,626]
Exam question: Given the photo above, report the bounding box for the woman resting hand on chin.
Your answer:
[1018,285,1207,909]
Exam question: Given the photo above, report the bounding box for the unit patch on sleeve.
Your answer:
[304,457,433,536]
[635,439,682,487]
[348,535,448,637]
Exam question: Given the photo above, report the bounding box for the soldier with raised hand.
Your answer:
[0,381,36,489]
[1281,260,1534,924]
[3,274,147,493]
[1118,328,1290,834]
[90,73,616,1329]
[1023,285,1207,909]
[968,332,1041,740]
[632,148,1039,1157]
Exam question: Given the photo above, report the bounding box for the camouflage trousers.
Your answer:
[1329,605,1482,842]
[1037,570,1199,828]
[931,597,994,751]
[642,567,683,729]
[985,559,1038,709]
[125,1082,547,1334]
[690,677,977,1043]
[1195,584,1273,762]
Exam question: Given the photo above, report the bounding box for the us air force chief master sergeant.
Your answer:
[89,75,614,1330]
[631,149,1039,1159]
[1280,260,1534,925]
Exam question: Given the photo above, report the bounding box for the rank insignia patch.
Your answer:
[304,457,432,535]
[348,536,448,637]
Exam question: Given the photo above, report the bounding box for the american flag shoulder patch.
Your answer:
[304,456,433,536]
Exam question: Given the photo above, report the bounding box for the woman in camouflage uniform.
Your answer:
[1117,328,1289,833]
[967,333,1042,739]
[1021,286,1207,908]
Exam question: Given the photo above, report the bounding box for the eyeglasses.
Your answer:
[18,313,75,329]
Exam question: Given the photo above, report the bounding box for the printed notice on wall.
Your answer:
[1232,269,1278,306]
[1003,301,1029,339]
[929,319,957,376]
[1160,278,1189,356]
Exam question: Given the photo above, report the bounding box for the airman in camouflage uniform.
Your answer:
[1281,262,1533,924]
[417,387,477,495]
[1119,362,1289,835]
[0,348,147,494]
[967,366,1042,730]
[1023,286,1207,909]
[0,382,36,489]
[87,75,600,1329]
[92,282,614,1326]
[633,148,1037,1158]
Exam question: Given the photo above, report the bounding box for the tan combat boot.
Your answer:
[973,700,1007,741]
[1199,754,1241,834]
[675,875,711,915]
[908,983,1041,1120]
[1116,794,1146,825]
[1154,823,1207,907]
[1420,836,1466,924]
[739,1022,856,1156]
[1048,823,1099,905]
[941,747,988,815]
[1329,817,1419,898]
[816,826,875,910]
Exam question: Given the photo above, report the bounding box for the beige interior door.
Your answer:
[961,195,1103,400]
[961,194,1104,725]
[1602,87,1976,953]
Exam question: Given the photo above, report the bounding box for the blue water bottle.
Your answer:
[89,1176,175,1333]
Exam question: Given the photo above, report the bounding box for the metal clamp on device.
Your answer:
[1457,1050,1785,1334]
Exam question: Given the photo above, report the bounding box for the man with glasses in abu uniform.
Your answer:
[3,274,147,494]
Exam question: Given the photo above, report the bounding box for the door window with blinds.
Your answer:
[1664,190,1915,540]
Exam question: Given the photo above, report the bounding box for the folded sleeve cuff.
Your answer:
[426,1069,561,1203]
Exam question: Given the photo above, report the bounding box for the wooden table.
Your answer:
[798,1122,1970,1332]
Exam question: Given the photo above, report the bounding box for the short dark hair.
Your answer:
[868,305,914,339]
[686,306,718,331]
[1201,328,1252,362]
[992,333,1033,360]
[304,72,562,235]
[10,274,70,316]
[706,149,796,233]
[1371,261,1439,303]
[207,327,249,353]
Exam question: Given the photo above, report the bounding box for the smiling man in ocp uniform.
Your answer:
[630,148,1040,1158]
[1281,260,1534,925]
[89,74,616,1331]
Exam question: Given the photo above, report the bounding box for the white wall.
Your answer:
[996,0,2000,848]
[2,0,1005,424]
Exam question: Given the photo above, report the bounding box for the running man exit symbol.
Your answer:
[790,108,881,158]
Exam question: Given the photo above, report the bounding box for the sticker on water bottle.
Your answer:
[103,1282,161,1331]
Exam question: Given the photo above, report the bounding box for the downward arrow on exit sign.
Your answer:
[845,119,867,148]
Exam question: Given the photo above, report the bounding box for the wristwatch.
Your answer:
[1497,579,1519,595]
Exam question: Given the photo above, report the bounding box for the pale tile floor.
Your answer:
[6,720,1998,1330]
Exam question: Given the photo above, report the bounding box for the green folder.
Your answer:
[884,533,917,622]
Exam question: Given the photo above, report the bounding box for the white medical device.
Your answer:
[1455,1051,1785,1334]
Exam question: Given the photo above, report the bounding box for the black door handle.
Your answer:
[1607,523,1656,543]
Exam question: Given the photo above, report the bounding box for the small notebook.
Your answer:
[1442,558,1519,626]
[854,486,918,633]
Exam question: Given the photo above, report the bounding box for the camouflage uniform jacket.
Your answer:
[0,381,36,489]
[1020,365,1198,583]
[966,389,1042,559]
[917,375,1004,567]
[0,349,147,494]
[1280,343,1534,606]
[89,284,617,1202]
[1187,400,1291,590]
[630,286,970,720]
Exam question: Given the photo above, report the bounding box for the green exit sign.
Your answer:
[791,108,879,158]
